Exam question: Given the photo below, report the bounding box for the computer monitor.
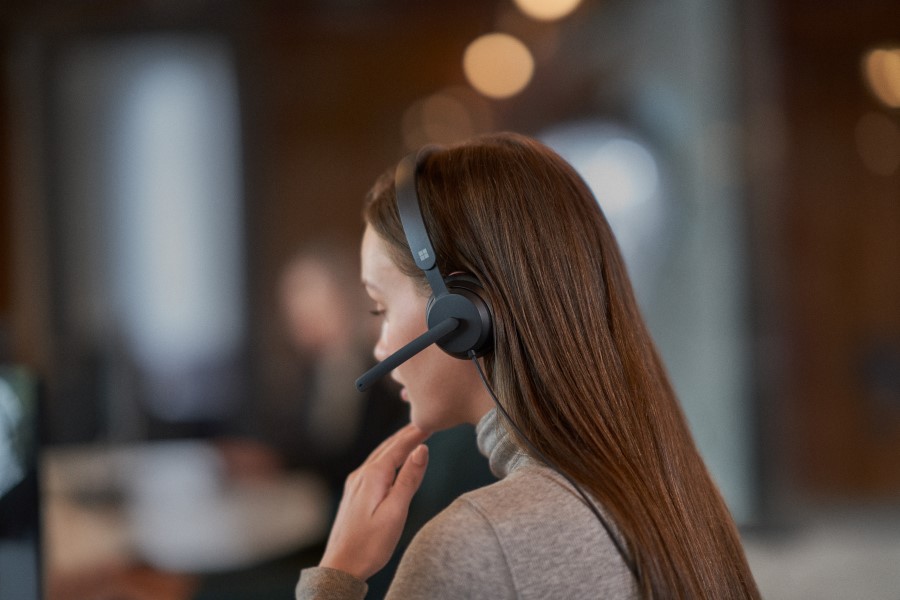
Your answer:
[0,366,42,599]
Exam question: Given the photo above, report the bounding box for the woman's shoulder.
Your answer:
[451,462,604,534]
[385,472,556,598]
[388,466,639,599]
[387,486,516,599]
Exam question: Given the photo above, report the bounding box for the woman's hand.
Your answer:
[319,423,430,581]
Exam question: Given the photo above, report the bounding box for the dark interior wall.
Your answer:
[0,42,10,352]
[776,1,900,497]
[0,9,18,361]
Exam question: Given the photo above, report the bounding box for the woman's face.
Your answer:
[361,225,491,433]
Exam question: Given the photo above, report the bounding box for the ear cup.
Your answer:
[426,273,493,359]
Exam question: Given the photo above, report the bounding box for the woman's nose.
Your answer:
[373,335,389,363]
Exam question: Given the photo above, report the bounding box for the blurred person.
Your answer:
[270,240,406,495]
[296,133,760,599]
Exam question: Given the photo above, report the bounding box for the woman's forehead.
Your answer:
[361,227,400,287]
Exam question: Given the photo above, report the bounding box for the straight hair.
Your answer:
[364,132,760,599]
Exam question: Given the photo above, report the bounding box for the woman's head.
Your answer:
[360,224,492,432]
[363,133,636,441]
[362,132,759,598]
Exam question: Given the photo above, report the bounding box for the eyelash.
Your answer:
[369,309,385,317]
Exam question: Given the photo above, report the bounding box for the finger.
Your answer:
[369,426,430,472]
[364,423,429,469]
[382,444,429,513]
[346,426,428,509]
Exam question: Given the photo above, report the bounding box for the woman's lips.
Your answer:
[400,388,409,402]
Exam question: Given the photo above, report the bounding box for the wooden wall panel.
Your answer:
[779,1,900,496]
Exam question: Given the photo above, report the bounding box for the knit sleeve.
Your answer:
[296,566,368,600]
[385,498,516,600]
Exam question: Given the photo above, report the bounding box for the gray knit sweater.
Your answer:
[296,409,639,599]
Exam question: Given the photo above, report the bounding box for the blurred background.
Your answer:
[0,0,898,598]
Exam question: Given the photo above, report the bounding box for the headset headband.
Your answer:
[394,146,449,298]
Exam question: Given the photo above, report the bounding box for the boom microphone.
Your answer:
[355,317,459,392]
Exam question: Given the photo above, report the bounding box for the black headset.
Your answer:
[355,147,493,392]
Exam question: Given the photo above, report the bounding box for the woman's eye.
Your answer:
[369,308,386,317]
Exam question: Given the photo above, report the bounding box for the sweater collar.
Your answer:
[475,408,531,479]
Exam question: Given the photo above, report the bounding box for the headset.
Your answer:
[355,147,493,392]
[354,145,639,581]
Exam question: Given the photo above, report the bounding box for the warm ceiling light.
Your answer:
[863,47,900,108]
[463,33,534,99]
[513,0,582,21]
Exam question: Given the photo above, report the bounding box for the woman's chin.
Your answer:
[408,410,449,435]
[409,415,436,435]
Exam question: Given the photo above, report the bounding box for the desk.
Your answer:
[42,440,330,600]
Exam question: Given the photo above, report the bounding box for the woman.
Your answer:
[296,133,760,598]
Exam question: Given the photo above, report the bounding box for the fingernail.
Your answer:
[411,445,428,466]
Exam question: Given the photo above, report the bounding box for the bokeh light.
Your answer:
[401,87,495,151]
[540,121,667,303]
[513,0,583,22]
[463,33,534,99]
[863,47,900,108]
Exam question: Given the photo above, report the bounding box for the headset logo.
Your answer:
[418,248,430,261]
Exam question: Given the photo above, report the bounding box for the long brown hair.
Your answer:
[364,133,759,599]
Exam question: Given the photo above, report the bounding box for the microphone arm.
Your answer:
[355,317,459,392]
